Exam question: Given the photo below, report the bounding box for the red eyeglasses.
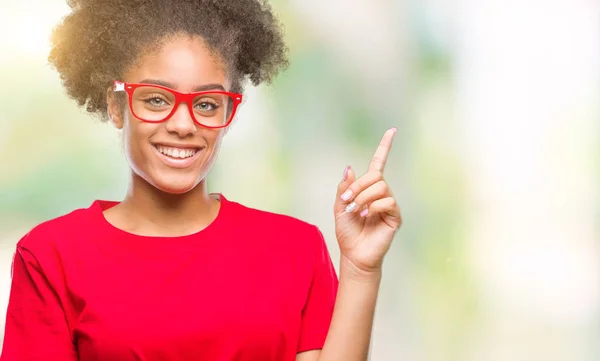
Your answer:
[113,80,243,129]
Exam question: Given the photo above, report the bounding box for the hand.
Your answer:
[334,128,402,276]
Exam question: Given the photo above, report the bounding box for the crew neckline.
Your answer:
[90,192,232,248]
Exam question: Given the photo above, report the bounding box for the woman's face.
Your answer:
[107,34,232,195]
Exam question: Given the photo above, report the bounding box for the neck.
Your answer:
[118,173,218,234]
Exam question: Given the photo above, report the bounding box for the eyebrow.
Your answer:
[138,79,226,92]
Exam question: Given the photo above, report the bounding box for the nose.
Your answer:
[164,103,196,137]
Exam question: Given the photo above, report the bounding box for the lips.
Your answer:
[151,143,204,169]
[154,144,200,159]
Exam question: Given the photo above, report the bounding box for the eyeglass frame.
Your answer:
[112,80,243,129]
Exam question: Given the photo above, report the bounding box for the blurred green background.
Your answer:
[1,1,599,360]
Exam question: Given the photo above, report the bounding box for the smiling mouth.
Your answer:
[153,144,202,159]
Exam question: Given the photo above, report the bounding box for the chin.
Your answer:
[149,175,202,195]
[158,185,196,195]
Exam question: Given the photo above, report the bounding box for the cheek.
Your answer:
[202,131,225,162]
[122,115,152,173]
[207,132,224,152]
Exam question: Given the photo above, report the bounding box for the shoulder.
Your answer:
[17,202,98,255]
[227,198,321,239]
[224,198,335,283]
[224,197,330,260]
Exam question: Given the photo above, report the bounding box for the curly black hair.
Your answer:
[49,0,289,120]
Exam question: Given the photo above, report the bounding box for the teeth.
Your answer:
[156,145,197,159]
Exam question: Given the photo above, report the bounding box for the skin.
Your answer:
[104,31,401,361]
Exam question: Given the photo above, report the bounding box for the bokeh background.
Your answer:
[1,0,599,360]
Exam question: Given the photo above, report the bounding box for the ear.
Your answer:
[106,87,124,129]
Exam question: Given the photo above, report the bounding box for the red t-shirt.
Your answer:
[1,194,338,361]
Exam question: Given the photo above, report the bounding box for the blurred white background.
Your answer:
[1,0,598,360]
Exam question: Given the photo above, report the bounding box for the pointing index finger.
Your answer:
[368,127,397,173]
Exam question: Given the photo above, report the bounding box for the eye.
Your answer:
[194,99,220,112]
[145,96,169,107]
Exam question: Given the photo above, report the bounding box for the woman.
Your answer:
[2,0,401,360]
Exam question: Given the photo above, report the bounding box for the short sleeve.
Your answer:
[1,245,77,361]
[297,226,339,353]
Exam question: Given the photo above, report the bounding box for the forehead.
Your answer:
[123,34,230,91]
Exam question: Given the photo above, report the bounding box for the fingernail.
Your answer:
[391,127,398,134]
[341,189,353,201]
[343,166,350,181]
[345,202,357,213]
[360,208,369,217]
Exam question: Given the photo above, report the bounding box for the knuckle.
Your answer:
[389,197,397,208]
[371,169,384,180]
[351,192,363,204]
[376,180,388,197]
[353,180,367,194]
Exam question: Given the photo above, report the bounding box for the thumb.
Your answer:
[335,165,355,214]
